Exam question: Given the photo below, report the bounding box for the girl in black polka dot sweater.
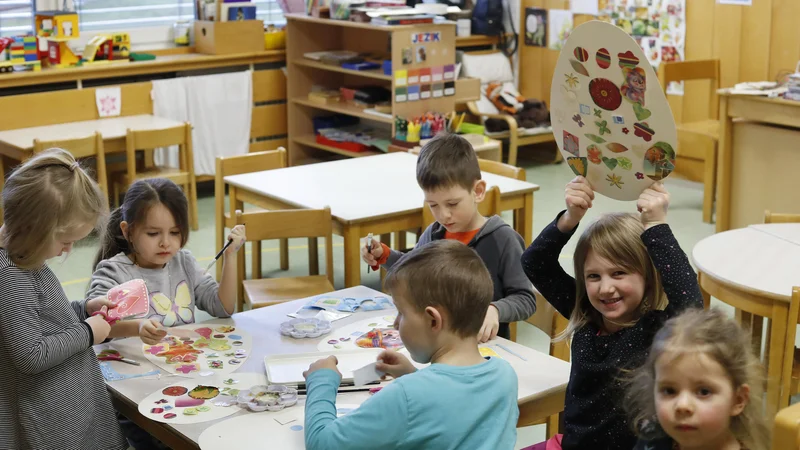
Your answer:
[520,176,703,450]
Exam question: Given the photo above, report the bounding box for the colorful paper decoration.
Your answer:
[550,21,677,201]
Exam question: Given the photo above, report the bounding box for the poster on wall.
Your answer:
[599,0,686,95]
[548,10,574,51]
[525,8,547,47]
[571,0,599,16]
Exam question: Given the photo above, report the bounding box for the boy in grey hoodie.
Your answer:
[363,134,535,341]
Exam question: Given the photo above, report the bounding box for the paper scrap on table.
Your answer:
[287,309,351,322]
[273,408,303,425]
[352,362,384,387]
[479,347,501,358]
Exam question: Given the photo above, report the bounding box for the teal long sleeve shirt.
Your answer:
[304,357,519,450]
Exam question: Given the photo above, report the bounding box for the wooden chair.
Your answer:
[774,401,800,449]
[516,289,571,438]
[215,149,291,280]
[460,50,556,166]
[698,271,800,417]
[765,210,800,224]
[235,208,335,312]
[657,59,720,224]
[113,123,198,230]
[33,132,109,204]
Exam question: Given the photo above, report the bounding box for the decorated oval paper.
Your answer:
[550,20,677,201]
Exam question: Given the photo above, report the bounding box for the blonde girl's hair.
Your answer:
[2,148,107,269]
[556,212,667,341]
[624,308,771,450]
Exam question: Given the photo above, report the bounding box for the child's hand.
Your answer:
[376,350,416,379]
[361,236,383,266]
[559,176,594,232]
[303,355,341,381]
[637,182,670,228]
[85,315,112,345]
[478,305,500,343]
[225,225,246,255]
[138,319,167,345]
[85,296,114,316]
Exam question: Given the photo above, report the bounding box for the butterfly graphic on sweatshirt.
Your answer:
[150,281,194,326]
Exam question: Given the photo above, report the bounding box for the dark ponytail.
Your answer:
[92,178,189,269]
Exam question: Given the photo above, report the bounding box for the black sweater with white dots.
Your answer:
[521,212,703,450]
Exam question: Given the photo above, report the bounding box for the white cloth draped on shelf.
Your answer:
[152,71,253,176]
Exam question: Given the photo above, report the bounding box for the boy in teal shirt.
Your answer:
[303,240,519,450]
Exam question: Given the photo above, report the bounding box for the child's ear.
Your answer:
[473,180,487,202]
[424,306,444,333]
[120,221,129,240]
[730,383,750,417]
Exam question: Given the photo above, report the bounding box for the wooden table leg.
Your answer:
[343,225,363,288]
[516,192,534,244]
[716,95,733,232]
[280,238,289,271]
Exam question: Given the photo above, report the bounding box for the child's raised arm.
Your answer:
[521,176,594,319]
[637,183,703,315]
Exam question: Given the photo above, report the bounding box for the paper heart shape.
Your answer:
[194,327,213,339]
[602,157,618,170]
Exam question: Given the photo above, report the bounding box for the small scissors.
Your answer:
[97,349,140,366]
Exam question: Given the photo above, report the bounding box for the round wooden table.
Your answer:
[692,224,800,417]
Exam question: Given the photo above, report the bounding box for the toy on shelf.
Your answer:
[0,36,41,73]
[81,33,131,65]
[35,10,80,68]
[393,112,449,146]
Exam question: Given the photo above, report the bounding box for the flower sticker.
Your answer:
[589,78,622,111]
[565,73,579,88]
[606,173,624,189]
[587,145,602,164]
[622,127,630,134]
[636,172,644,180]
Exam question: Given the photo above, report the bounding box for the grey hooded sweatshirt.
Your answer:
[383,215,536,339]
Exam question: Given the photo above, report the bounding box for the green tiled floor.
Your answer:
[51,155,716,449]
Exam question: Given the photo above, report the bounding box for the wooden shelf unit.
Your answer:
[286,13,473,165]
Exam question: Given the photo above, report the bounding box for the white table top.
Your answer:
[749,223,800,246]
[105,286,571,446]
[224,152,540,224]
[692,226,800,301]
[0,114,185,150]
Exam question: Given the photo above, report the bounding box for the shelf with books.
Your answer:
[293,134,383,158]
[292,98,394,124]
[293,59,392,81]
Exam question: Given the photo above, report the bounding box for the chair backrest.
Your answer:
[479,158,526,181]
[32,132,108,201]
[215,148,287,224]
[525,289,570,362]
[33,132,103,159]
[765,210,800,224]
[126,123,192,181]
[235,208,334,284]
[774,380,800,449]
[657,59,720,119]
[422,185,501,229]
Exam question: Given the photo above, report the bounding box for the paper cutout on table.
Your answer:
[353,362,385,387]
[95,87,121,117]
[139,373,268,425]
[99,361,159,382]
[299,295,394,314]
[479,347,502,358]
[317,316,399,352]
[142,324,251,378]
[356,328,403,350]
[548,9,573,51]
[550,20,678,201]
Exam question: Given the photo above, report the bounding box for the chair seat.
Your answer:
[677,120,719,140]
[242,275,335,309]
[113,166,190,184]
